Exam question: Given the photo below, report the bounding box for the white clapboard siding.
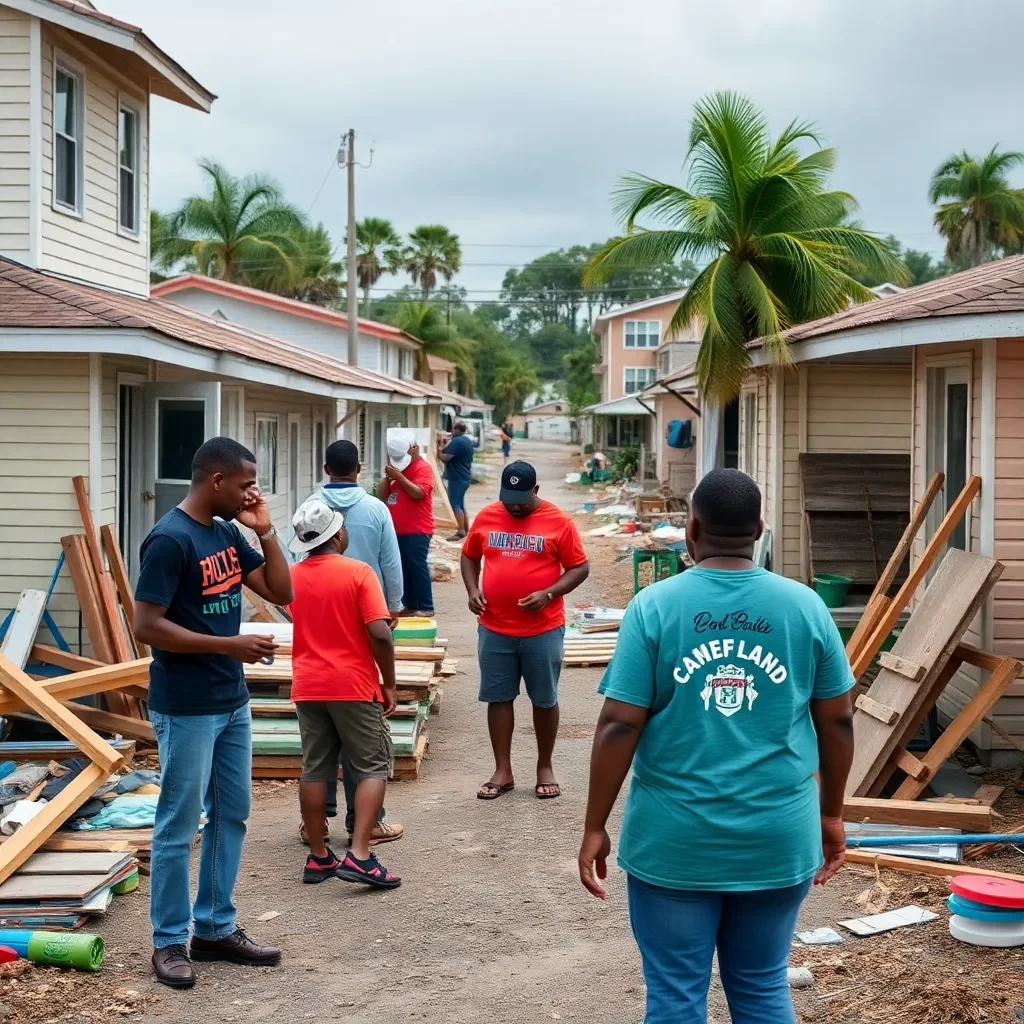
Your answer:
[0,8,31,260]
[805,364,912,453]
[40,28,149,296]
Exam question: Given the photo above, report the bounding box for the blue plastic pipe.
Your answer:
[0,931,31,957]
[847,833,1018,848]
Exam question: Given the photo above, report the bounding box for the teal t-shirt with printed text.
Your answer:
[598,567,854,892]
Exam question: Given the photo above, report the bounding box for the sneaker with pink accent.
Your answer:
[336,850,401,889]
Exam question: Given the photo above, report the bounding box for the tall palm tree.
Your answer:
[930,148,1024,268]
[149,209,194,282]
[355,217,402,317]
[585,92,907,401]
[390,300,476,388]
[491,354,540,418]
[171,159,306,285]
[403,225,462,299]
[252,223,343,304]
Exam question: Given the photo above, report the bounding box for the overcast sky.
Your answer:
[108,0,1024,301]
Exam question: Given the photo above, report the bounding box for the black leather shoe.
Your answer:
[152,944,196,989]
[190,927,281,966]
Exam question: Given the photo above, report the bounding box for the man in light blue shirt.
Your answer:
[295,439,404,848]
[578,469,854,1024]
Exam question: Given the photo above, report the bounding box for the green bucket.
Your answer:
[813,574,852,608]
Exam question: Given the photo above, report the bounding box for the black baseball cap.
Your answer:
[499,461,537,504]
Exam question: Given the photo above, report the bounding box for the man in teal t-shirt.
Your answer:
[578,469,854,1024]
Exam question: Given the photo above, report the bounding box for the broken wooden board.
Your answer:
[844,797,993,831]
[0,659,150,716]
[101,523,148,659]
[0,590,46,670]
[846,547,1002,797]
[845,850,1024,882]
[61,535,115,664]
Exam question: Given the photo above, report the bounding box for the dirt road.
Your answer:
[10,441,1022,1024]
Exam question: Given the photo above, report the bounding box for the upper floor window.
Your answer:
[399,348,413,379]
[624,320,659,348]
[118,102,140,235]
[53,65,84,215]
[624,367,657,394]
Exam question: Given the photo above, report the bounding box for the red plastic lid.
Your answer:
[950,875,1024,909]
[0,947,18,964]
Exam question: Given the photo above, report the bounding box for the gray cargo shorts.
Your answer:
[477,624,564,708]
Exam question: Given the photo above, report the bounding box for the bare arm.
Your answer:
[392,470,425,501]
[376,476,390,502]
[811,691,855,884]
[243,534,293,606]
[367,618,397,716]
[579,697,649,899]
[134,601,276,663]
[438,452,454,464]
[460,552,486,614]
[518,560,590,612]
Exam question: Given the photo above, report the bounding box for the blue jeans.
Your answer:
[150,705,252,949]
[446,476,470,514]
[397,532,433,613]
[325,750,385,831]
[627,874,812,1024]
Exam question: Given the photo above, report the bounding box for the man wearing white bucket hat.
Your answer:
[288,499,401,890]
[377,433,435,616]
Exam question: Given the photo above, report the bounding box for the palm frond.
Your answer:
[583,230,716,286]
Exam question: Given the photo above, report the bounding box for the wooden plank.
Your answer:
[955,642,1005,672]
[71,478,132,664]
[972,785,1005,808]
[243,586,277,623]
[0,653,123,772]
[17,851,132,875]
[0,658,150,716]
[854,694,899,726]
[846,547,1001,796]
[851,476,982,680]
[873,472,945,599]
[0,590,46,670]
[983,715,1024,755]
[59,700,156,745]
[893,656,1024,799]
[100,523,148,659]
[61,534,115,664]
[427,429,458,530]
[30,645,103,672]
[877,652,926,682]
[0,762,107,886]
[889,747,928,780]
[843,796,993,831]
[845,850,1024,882]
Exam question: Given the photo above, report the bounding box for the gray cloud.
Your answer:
[111,0,1024,299]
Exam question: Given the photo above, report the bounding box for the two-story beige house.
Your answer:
[0,0,438,647]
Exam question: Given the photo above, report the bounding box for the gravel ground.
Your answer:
[7,441,1023,1024]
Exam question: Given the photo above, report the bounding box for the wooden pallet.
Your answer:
[392,733,429,781]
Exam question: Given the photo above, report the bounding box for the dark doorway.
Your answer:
[723,397,739,469]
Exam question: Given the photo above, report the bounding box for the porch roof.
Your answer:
[583,395,653,416]
[0,259,443,405]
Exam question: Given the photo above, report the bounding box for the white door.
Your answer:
[141,382,221,530]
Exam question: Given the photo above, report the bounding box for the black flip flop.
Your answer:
[535,782,561,800]
[477,781,515,800]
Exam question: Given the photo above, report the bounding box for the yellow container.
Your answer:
[393,617,437,646]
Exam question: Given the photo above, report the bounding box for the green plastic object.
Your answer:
[392,617,437,646]
[111,869,139,895]
[633,549,682,595]
[27,931,104,972]
[813,573,852,608]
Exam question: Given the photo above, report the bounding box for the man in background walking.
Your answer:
[297,439,404,847]
[438,420,475,540]
[134,437,294,990]
[461,461,589,800]
[378,435,435,616]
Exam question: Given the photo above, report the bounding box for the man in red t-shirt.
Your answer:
[461,461,590,801]
[377,436,435,615]
[288,500,400,890]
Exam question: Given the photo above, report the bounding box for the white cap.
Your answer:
[386,436,412,471]
[289,499,345,554]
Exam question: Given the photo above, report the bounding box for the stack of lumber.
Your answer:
[243,622,446,780]
[0,851,138,930]
[563,629,619,668]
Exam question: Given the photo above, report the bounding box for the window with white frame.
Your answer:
[624,321,660,348]
[399,348,414,379]
[53,64,84,214]
[624,367,657,394]
[118,102,140,234]
[741,390,758,477]
[657,347,671,377]
[255,415,279,494]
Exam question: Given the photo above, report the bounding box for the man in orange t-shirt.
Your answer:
[288,500,400,890]
[461,461,590,801]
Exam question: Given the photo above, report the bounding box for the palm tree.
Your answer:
[390,300,476,388]
[930,148,1024,268]
[585,92,907,401]
[252,223,343,304]
[354,217,402,317]
[149,209,194,282]
[403,225,462,299]
[491,354,541,419]
[170,159,305,285]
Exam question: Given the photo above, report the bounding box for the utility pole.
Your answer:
[340,129,358,367]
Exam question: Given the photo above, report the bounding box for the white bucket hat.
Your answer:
[289,498,345,554]
[386,436,412,471]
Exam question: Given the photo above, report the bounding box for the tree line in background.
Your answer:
[151,113,1024,414]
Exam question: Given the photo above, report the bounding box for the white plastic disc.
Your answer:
[949,913,1024,948]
